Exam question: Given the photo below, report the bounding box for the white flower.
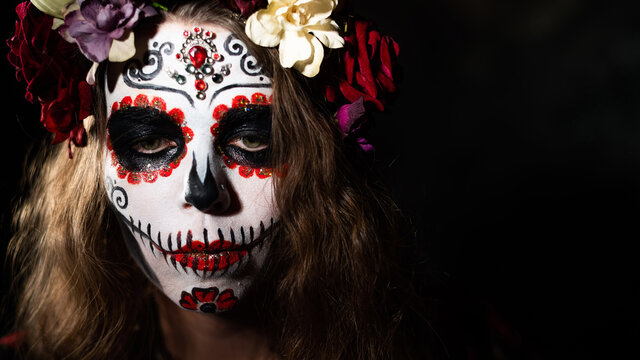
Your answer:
[30,0,75,19]
[245,0,344,77]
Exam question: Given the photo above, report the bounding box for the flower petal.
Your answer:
[293,35,324,77]
[298,0,336,24]
[306,20,343,48]
[31,0,74,19]
[245,10,283,47]
[108,30,136,62]
[85,62,99,85]
[52,18,65,30]
[279,30,312,68]
[73,31,112,62]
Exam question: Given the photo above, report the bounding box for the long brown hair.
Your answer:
[6,1,427,359]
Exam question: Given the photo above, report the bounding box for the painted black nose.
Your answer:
[185,153,229,212]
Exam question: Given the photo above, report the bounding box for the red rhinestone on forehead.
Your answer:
[171,27,232,101]
[195,79,207,91]
[189,46,208,68]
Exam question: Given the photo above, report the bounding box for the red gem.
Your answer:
[232,95,250,109]
[168,108,185,124]
[195,79,207,91]
[189,46,208,68]
[194,27,200,33]
[127,172,141,185]
[238,166,254,178]
[117,165,127,179]
[183,30,189,37]
[159,166,173,177]
[183,126,194,143]
[143,171,158,183]
[212,104,228,120]
[120,96,132,108]
[134,94,149,107]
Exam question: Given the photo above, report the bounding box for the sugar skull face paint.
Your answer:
[102,21,277,313]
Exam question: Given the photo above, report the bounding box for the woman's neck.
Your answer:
[155,292,275,360]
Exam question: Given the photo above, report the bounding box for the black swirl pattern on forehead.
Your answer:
[122,41,195,106]
[205,34,272,105]
[223,34,264,77]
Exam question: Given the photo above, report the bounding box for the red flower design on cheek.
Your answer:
[179,287,238,313]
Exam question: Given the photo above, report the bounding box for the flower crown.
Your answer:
[7,0,400,157]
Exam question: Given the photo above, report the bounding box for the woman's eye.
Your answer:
[131,137,177,154]
[229,135,268,151]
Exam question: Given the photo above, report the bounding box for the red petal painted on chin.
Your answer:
[179,291,198,310]
[192,287,219,303]
[216,289,238,311]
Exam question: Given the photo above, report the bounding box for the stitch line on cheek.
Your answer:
[108,94,193,184]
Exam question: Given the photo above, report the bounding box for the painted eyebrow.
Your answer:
[208,84,273,105]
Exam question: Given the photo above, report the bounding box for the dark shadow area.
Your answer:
[356,0,640,358]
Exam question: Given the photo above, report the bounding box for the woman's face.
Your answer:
[102,20,277,313]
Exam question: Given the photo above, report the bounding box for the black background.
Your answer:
[1,0,639,358]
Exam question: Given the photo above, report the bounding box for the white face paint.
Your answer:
[103,21,277,313]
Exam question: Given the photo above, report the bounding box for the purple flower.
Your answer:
[59,0,158,62]
[336,97,373,152]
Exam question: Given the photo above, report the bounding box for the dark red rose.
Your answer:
[7,2,88,103]
[331,18,400,112]
[7,2,92,151]
[219,0,266,18]
[41,78,91,146]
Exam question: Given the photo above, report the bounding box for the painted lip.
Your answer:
[156,220,273,273]
[118,212,274,275]
[166,241,249,273]
[154,234,266,272]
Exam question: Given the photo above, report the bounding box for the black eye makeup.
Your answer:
[108,107,186,172]
[216,105,272,168]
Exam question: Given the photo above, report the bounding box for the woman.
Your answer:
[3,0,431,359]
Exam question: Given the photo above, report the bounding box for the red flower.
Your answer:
[329,18,400,112]
[179,287,238,313]
[41,78,91,146]
[6,2,92,153]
